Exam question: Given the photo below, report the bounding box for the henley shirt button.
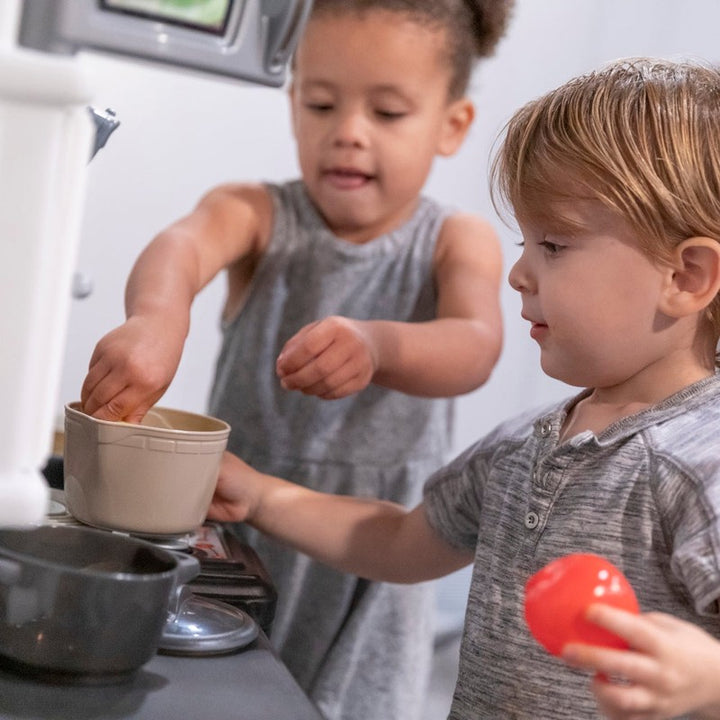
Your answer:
[540,422,551,437]
[524,511,540,529]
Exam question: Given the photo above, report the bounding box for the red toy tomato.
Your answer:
[524,553,639,656]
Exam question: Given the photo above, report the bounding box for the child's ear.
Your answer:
[437,98,475,157]
[659,237,720,318]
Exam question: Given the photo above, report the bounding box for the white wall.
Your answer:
[56,0,720,626]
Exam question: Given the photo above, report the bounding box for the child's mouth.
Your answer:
[530,322,548,341]
[323,168,373,190]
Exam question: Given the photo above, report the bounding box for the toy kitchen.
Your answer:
[0,1,322,718]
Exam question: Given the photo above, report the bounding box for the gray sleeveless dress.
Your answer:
[208,180,454,720]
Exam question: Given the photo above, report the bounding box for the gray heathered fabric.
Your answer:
[424,373,720,720]
[208,180,454,720]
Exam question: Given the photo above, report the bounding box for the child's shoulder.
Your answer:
[436,210,500,253]
[202,180,271,203]
[440,210,498,239]
[433,208,502,285]
[652,374,720,428]
[643,374,720,472]
[196,181,274,227]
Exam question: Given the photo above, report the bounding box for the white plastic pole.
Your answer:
[0,48,93,525]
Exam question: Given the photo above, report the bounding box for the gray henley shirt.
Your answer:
[424,373,720,719]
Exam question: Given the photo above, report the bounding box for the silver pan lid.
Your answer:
[159,594,259,656]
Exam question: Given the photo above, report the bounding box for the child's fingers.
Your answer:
[276,321,327,375]
[89,389,154,423]
[317,369,367,399]
[563,642,657,686]
[317,364,370,400]
[279,341,350,389]
[591,676,658,720]
[584,605,664,656]
[81,364,131,419]
[288,359,363,398]
[80,365,112,413]
[563,643,670,719]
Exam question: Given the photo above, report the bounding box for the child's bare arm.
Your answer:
[207,452,474,583]
[81,183,272,422]
[276,213,503,398]
[562,605,720,719]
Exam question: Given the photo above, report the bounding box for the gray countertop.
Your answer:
[0,634,323,720]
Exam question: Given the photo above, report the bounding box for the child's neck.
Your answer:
[559,362,714,442]
[560,395,652,442]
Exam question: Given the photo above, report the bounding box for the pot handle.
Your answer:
[173,553,200,586]
[166,553,200,620]
[0,557,21,586]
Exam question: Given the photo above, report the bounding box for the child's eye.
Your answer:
[306,102,334,113]
[539,240,563,255]
[375,109,406,120]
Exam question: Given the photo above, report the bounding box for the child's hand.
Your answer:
[562,605,720,719]
[276,316,377,399]
[80,316,184,423]
[206,452,261,523]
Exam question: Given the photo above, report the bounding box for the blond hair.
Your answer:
[492,58,720,334]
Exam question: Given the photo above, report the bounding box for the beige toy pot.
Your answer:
[63,403,230,535]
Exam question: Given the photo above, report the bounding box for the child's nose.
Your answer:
[508,253,534,293]
[332,109,369,147]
